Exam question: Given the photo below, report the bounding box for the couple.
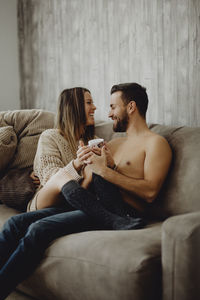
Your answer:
[0,83,172,298]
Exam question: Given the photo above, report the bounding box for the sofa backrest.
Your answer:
[96,122,200,219]
[148,124,200,219]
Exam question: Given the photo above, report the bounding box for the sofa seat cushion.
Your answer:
[19,222,162,300]
[6,290,36,300]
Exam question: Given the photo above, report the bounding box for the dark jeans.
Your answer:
[0,174,145,299]
[0,207,100,299]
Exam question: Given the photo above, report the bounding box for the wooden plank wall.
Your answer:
[18,0,200,126]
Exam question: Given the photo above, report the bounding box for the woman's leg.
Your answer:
[0,206,70,269]
[0,210,98,299]
[34,177,67,210]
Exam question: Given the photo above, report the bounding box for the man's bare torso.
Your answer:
[108,130,163,212]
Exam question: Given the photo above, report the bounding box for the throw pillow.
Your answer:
[0,167,36,211]
[0,126,17,174]
[0,109,55,169]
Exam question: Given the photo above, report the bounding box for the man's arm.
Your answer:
[88,136,172,203]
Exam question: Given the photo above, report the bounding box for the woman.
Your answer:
[28,87,98,211]
[0,87,144,299]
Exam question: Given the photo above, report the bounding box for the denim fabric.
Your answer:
[0,173,146,299]
[0,207,98,299]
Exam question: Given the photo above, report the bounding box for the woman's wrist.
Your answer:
[73,159,83,173]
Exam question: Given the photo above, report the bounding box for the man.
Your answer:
[0,83,172,299]
[86,83,172,214]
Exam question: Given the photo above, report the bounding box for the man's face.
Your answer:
[108,91,129,132]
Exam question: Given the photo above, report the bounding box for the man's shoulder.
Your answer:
[147,131,169,145]
[146,131,172,155]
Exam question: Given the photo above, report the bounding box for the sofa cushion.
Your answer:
[0,109,55,169]
[6,290,35,300]
[148,125,200,219]
[18,223,162,300]
[0,168,36,211]
[0,126,17,175]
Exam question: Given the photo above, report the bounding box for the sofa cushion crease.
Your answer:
[42,251,162,275]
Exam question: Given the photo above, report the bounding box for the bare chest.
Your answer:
[113,143,145,178]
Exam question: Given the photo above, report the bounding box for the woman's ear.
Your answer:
[127,101,136,114]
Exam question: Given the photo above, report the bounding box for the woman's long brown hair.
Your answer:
[56,87,95,156]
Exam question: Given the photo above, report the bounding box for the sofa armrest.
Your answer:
[162,211,200,300]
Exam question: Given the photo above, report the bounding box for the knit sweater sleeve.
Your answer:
[33,129,82,186]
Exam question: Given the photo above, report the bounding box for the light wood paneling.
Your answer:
[18,0,200,126]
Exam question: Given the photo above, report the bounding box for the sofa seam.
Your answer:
[171,126,184,134]
[44,254,161,274]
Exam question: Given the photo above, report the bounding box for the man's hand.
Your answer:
[86,146,107,175]
[80,165,93,189]
[104,142,115,169]
[74,140,104,171]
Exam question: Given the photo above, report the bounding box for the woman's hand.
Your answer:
[73,140,108,172]
[30,171,40,188]
[73,140,93,171]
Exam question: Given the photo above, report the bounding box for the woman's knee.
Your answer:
[25,219,54,247]
[3,215,22,233]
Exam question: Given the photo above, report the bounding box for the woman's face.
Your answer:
[84,91,96,125]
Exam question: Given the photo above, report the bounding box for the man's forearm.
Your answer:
[99,166,157,203]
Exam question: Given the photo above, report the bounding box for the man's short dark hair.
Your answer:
[110,83,148,118]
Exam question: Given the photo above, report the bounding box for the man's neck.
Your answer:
[126,116,149,138]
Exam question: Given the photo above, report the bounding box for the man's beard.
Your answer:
[113,111,129,132]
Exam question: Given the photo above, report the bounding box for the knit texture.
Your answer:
[33,129,83,186]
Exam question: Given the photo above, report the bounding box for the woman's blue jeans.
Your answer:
[0,206,99,299]
[0,175,144,299]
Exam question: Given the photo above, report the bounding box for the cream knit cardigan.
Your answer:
[34,129,83,186]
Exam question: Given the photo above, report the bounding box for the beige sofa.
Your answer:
[0,110,200,300]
